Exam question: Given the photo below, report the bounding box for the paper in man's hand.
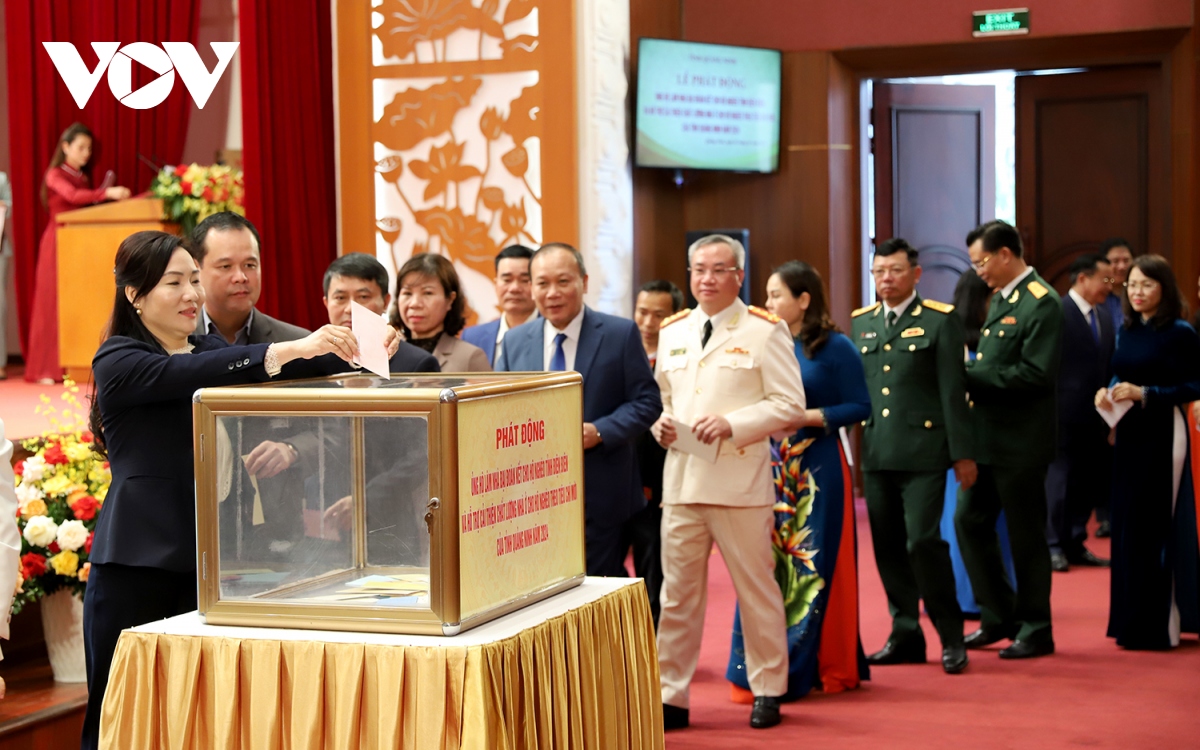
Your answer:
[350,300,391,379]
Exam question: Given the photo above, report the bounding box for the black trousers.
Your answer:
[956,463,1054,645]
[585,517,630,578]
[620,500,663,627]
[1045,425,1112,556]
[82,563,197,750]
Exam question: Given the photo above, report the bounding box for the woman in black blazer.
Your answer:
[80,231,396,749]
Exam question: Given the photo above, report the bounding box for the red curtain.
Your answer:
[238,0,336,330]
[4,0,200,355]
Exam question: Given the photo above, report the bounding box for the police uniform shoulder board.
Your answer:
[660,308,691,328]
[1026,280,1049,299]
[852,302,881,318]
[920,299,955,314]
[748,306,781,324]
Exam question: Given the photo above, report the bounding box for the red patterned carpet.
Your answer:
[665,500,1200,749]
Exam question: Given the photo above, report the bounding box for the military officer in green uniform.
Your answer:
[853,238,976,675]
[957,220,1063,659]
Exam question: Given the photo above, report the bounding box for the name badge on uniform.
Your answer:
[859,331,877,339]
[669,347,687,356]
[900,327,925,338]
[725,347,750,354]
[1001,316,1017,325]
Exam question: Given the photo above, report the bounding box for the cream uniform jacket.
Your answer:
[655,299,806,508]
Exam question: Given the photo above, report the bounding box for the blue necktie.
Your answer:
[550,332,567,371]
[1089,309,1100,343]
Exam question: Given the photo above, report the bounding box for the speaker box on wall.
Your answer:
[684,229,751,307]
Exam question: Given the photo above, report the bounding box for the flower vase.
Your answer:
[40,589,87,683]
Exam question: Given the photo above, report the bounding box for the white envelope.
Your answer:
[1096,388,1133,429]
[350,300,391,379]
[669,418,720,463]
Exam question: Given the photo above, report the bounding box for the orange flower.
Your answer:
[410,140,482,201]
[479,108,504,141]
[375,0,472,60]
[501,146,528,178]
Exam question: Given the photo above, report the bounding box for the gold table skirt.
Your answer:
[100,578,663,749]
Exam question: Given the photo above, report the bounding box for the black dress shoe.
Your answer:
[1050,551,1069,572]
[663,703,689,730]
[749,696,781,729]
[866,638,926,665]
[964,626,1016,649]
[1067,549,1110,567]
[999,639,1055,659]
[1095,520,1111,538]
[942,645,968,674]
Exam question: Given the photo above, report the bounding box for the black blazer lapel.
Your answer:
[573,308,602,378]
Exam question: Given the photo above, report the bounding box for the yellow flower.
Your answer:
[21,498,48,518]
[49,550,80,577]
[40,474,72,497]
[67,488,89,504]
[78,562,91,582]
[65,443,93,463]
[94,485,109,502]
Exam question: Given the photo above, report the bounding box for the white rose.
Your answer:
[15,482,44,506]
[21,456,46,482]
[56,520,90,552]
[22,516,59,547]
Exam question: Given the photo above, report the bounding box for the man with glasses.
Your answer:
[651,234,805,730]
[956,220,1063,659]
[854,237,975,675]
[1099,238,1134,332]
[1045,254,1114,573]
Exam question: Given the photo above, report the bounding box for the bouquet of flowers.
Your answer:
[10,382,109,614]
[150,162,245,235]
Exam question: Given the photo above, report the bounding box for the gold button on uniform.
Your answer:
[882,387,890,395]
[984,329,990,336]
[882,408,890,417]
[909,344,916,351]
[884,344,892,351]
[976,352,983,360]
[883,365,891,372]
[969,400,975,407]
[699,361,706,367]
[696,388,702,394]
[861,346,868,353]
[998,330,1005,337]
[924,420,933,428]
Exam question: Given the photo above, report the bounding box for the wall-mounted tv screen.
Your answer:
[635,38,782,173]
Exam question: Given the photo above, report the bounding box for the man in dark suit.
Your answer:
[191,212,315,550]
[461,244,538,366]
[957,220,1063,659]
[496,243,662,576]
[627,279,684,625]
[854,238,975,674]
[1045,253,1115,572]
[321,252,439,374]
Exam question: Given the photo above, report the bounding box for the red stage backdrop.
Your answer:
[4,0,200,355]
[238,0,337,331]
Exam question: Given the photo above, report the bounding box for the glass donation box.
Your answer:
[192,372,586,635]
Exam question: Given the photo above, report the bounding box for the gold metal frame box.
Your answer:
[192,372,586,635]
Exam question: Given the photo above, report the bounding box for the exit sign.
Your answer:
[972,8,1030,37]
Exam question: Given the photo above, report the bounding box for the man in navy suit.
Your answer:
[461,244,538,366]
[1045,253,1115,572]
[496,243,662,576]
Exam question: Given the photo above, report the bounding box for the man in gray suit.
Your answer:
[192,212,313,551]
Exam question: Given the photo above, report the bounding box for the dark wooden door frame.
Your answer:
[830,26,1192,309]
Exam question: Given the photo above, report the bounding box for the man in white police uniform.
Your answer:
[651,234,806,730]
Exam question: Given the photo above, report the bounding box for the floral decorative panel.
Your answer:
[337,0,575,325]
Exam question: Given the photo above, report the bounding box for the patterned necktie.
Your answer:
[886,310,898,328]
[1088,309,1100,343]
[550,332,567,371]
[701,320,713,349]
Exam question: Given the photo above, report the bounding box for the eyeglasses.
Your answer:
[970,254,994,271]
[688,267,740,279]
[1100,277,1116,285]
[1125,280,1160,292]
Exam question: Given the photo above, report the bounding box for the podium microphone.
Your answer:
[137,152,163,174]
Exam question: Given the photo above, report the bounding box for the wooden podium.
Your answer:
[56,198,178,383]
